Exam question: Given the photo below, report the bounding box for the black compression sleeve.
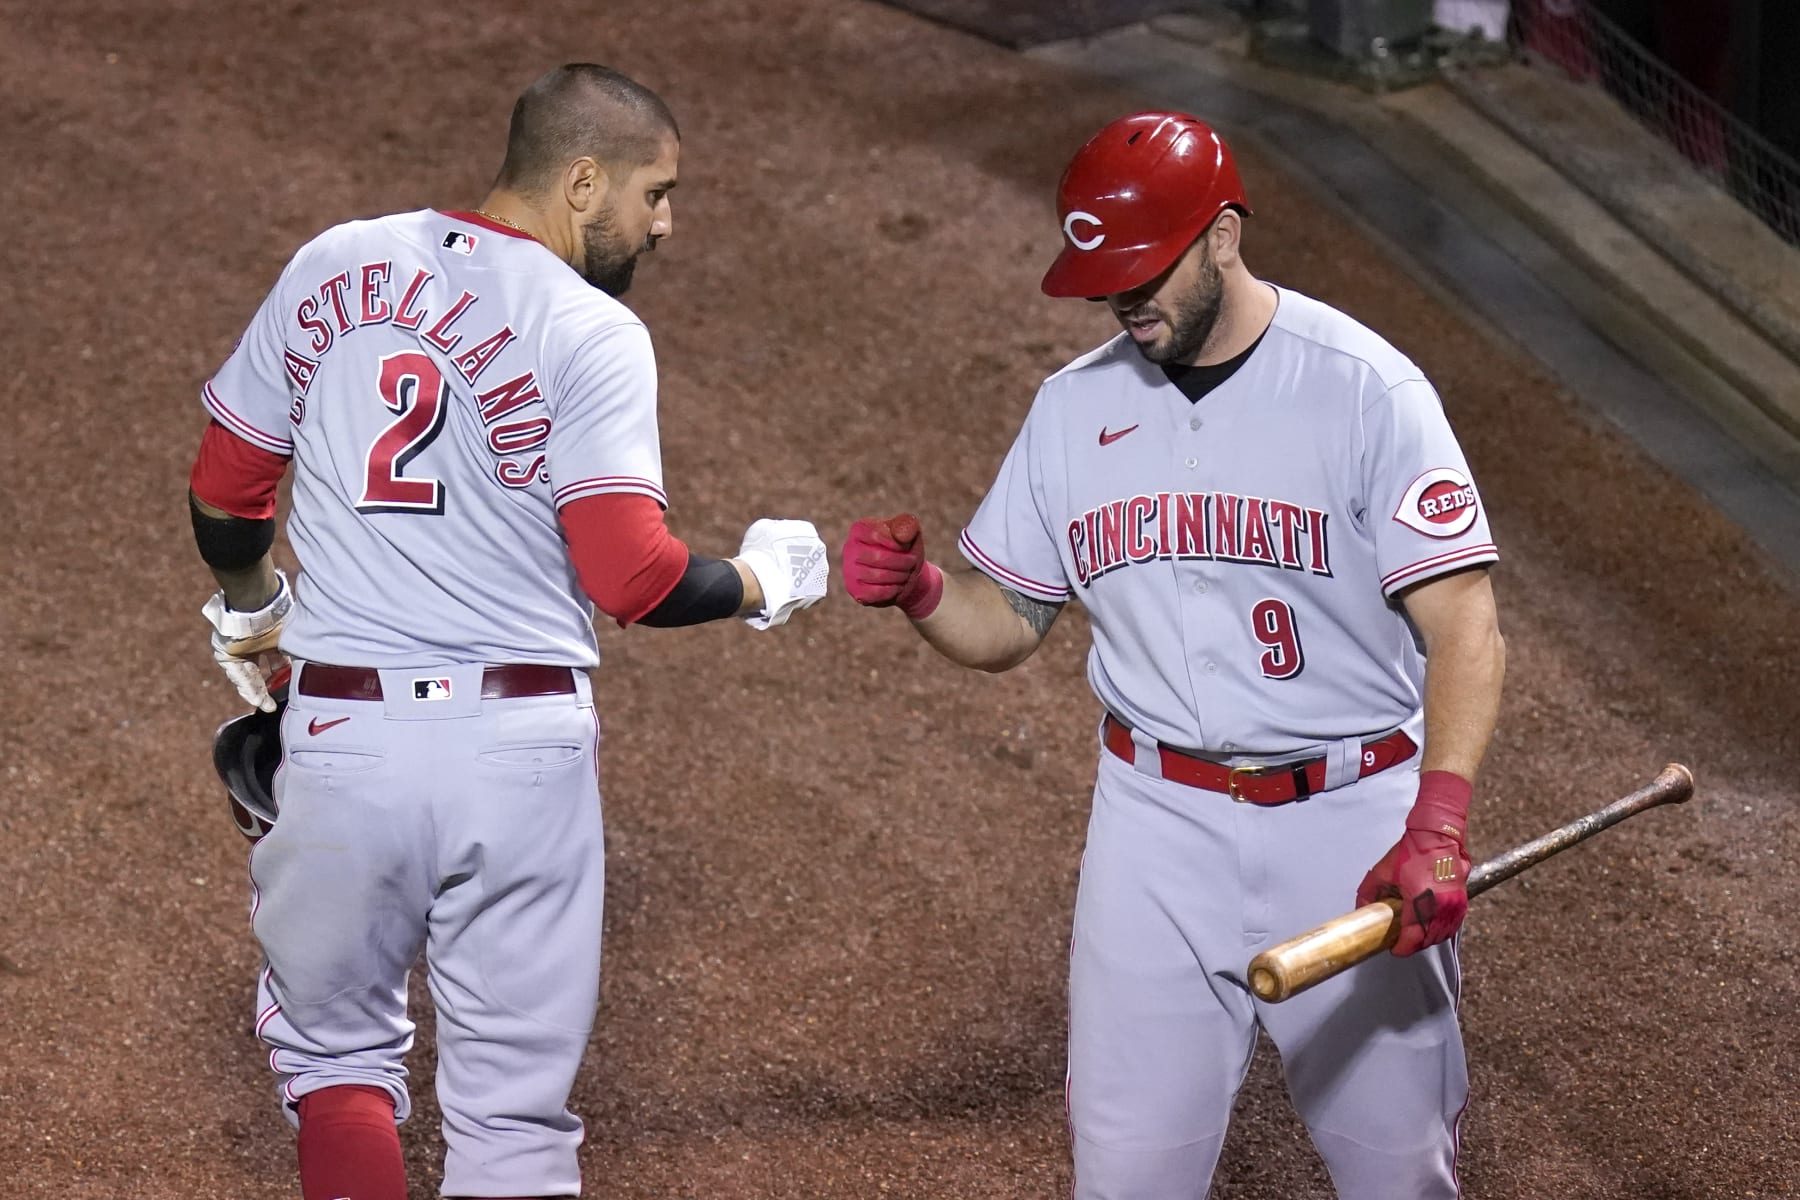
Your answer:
[637,554,745,627]
[190,493,276,571]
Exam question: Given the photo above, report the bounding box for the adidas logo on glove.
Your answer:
[788,542,828,588]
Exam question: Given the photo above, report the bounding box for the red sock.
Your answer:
[296,1084,407,1200]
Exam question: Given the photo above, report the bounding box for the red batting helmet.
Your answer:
[1041,112,1250,299]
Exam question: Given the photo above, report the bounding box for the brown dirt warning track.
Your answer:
[2,1,1796,1197]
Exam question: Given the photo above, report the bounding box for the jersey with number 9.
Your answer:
[958,286,1498,754]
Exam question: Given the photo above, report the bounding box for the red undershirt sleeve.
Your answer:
[559,493,692,627]
[189,419,290,519]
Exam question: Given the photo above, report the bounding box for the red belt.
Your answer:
[297,663,577,702]
[1102,714,1416,805]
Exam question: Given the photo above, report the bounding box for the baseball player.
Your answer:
[188,65,828,1200]
[842,112,1505,1199]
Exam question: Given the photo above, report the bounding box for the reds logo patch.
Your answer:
[1394,467,1481,538]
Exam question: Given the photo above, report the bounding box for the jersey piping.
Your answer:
[959,529,1070,602]
[1380,543,1500,595]
[553,474,669,508]
[203,381,293,456]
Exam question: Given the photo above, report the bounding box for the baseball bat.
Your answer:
[1245,763,1695,1003]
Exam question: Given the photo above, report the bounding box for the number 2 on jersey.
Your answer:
[358,351,448,515]
[1251,598,1305,679]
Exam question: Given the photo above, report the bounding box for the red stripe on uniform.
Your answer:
[248,845,263,928]
[1380,544,1498,593]
[202,383,292,455]
[959,531,1069,601]
[255,961,285,1070]
[1065,847,1085,1200]
[552,476,668,508]
[1449,933,1469,1197]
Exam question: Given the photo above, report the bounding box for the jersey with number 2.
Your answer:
[960,287,1498,755]
[202,210,665,669]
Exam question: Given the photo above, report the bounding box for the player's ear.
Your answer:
[1211,210,1244,269]
[564,156,610,215]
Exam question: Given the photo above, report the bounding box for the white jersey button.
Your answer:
[1205,662,1219,675]
[1189,417,1202,430]
[1184,456,1198,469]
[1194,580,1209,594]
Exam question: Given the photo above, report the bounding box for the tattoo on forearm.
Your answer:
[1002,586,1062,639]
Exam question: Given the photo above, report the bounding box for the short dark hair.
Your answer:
[495,64,679,192]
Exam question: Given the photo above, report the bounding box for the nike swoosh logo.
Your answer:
[307,716,351,736]
[1098,424,1139,447]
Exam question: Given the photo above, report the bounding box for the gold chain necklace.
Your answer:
[473,208,530,235]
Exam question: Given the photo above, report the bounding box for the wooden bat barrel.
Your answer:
[1246,764,1694,1003]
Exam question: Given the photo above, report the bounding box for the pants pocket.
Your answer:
[287,747,386,774]
[475,743,584,769]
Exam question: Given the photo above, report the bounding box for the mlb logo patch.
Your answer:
[442,230,479,255]
[413,677,453,701]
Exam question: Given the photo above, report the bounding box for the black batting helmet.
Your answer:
[212,671,287,842]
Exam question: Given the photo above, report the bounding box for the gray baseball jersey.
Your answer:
[204,209,666,668]
[962,285,1492,1198]
[211,210,658,1194]
[961,286,1497,754]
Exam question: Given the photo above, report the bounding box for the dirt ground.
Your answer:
[2,1,1796,1197]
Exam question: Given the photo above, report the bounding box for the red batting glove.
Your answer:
[840,513,944,619]
[1356,771,1474,957]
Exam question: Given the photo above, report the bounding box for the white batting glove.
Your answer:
[201,571,293,712]
[736,518,828,630]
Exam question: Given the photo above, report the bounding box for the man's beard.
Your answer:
[1131,250,1223,366]
[579,208,654,296]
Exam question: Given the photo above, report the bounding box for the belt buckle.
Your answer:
[1227,763,1276,803]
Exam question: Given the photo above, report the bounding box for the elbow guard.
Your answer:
[190,493,276,571]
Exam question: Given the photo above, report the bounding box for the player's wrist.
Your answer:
[1406,770,1472,841]
[728,557,765,616]
[896,561,944,620]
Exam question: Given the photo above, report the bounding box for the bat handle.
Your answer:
[1248,898,1402,1003]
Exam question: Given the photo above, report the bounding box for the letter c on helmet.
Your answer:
[1063,211,1105,251]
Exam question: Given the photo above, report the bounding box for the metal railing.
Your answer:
[1511,0,1800,244]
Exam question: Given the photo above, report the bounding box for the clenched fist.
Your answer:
[737,518,829,630]
[841,513,943,619]
[1356,771,1474,957]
